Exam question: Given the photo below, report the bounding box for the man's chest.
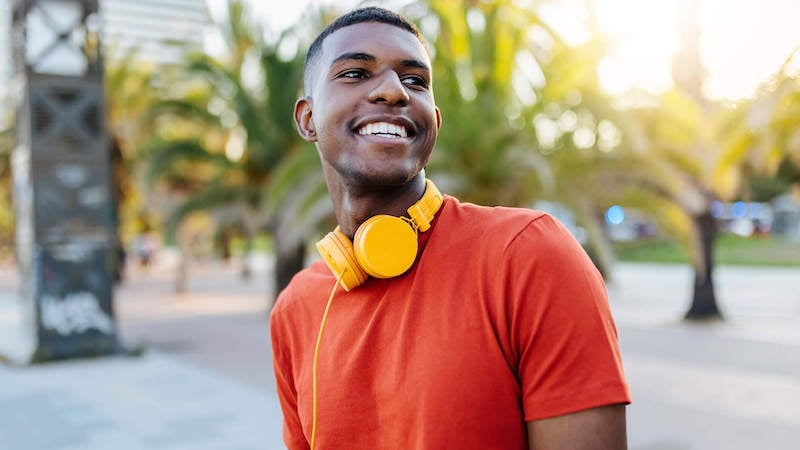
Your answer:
[292,288,526,449]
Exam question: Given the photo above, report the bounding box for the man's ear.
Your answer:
[294,96,317,142]
[435,106,442,130]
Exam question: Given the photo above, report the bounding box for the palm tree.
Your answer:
[719,46,800,184]
[649,0,723,319]
[104,48,163,280]
[624,90,726,320]
[538,0,737,320]
[595,0,762,320]
[530,25,637,279]
[413,0,740,320]
[417,0,553,206]
[145,0,329,302]
[411,0,638,277]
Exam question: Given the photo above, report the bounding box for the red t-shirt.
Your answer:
[270,196,630,449]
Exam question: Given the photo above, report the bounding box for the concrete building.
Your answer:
[0,0,210,125]
[101,0,210,63]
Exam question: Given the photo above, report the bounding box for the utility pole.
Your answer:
[9,0,122,362]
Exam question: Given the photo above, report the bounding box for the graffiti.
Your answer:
[40,292,114,336]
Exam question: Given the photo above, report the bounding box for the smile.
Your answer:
[357,122,409,139]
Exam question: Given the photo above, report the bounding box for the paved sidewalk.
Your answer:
[1,260,799,449]
[0,260,286,450]
[609,263,800,450]
[0,353,284,450]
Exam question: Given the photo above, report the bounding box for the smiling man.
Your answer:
[270,7,631,450]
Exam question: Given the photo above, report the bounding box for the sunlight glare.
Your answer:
[205,0,800,101]
[700,0,800,100]
[595,0,678,97]
[594,0,800,100]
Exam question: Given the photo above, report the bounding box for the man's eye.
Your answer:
[402,75,428,88]
[340,70,366,79]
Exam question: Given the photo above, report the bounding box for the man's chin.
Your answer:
[345,170,419,189]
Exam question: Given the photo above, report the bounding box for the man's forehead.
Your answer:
[319,21,431,66]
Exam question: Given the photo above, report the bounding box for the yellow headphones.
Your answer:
[315,179,443,291]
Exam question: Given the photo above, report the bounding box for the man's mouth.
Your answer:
[356,122,409,139]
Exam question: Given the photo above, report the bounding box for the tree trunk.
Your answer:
[175,225,191,294]
[175,247,188,294]
[684,210,722,320]
[271,241,306,310]
[575,205,616,281]
[240,238,252,281]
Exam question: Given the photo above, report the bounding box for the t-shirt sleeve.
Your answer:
[270,306,311,450]
[504,214,631,421]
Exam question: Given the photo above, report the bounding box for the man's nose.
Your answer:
[368,71,409,106]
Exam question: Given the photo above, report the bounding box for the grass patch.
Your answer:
[612,234,800,267]
[229,235,274,255]
[612,238,690,264]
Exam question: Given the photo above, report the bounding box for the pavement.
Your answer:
[608,264,800,450]
[1,257,799,450]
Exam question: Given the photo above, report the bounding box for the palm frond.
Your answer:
[145,138,232,184]
[145,98,220,127]
[165,183,246,239]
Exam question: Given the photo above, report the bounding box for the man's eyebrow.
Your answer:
[331,52,376,65]
[400,59,430,72]
[329,52,431,72]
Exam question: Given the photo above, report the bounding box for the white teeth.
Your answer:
[358,122,408,138]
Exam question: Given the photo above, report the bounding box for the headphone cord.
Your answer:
[311,270,345,450]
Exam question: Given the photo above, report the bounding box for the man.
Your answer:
[270,7,630,450]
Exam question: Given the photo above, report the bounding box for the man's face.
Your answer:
[295,22,441,187]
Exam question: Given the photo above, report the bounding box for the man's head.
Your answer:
[303,7,426,97]
[294,7,441,188]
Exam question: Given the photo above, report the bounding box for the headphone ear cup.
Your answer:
[316,180,442,290]
[315,228,368,291]
[353,215,419,279]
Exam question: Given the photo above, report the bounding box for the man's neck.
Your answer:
[328,174,427,239]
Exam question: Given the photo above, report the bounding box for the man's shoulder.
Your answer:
[445,194,547,218]
[442,195,562,239]
[271,259,330,319]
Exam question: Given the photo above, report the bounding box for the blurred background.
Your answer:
[0,0,799,449]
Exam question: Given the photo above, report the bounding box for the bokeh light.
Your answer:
[605,205,625,225]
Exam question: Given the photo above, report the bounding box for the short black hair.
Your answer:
[303,6,426,96]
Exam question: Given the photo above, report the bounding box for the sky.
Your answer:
[591,0,800,100]
[205,0,800,101]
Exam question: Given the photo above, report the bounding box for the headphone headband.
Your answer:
[407,179,442,232]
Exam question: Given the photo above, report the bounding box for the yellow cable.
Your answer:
[311,270,345,450]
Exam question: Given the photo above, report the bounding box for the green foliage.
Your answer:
[0,127,13,256]
[104,46,169,242]
[145,0,327,254]
[721,47,800,188]
[420,0,551,206]
[96,0,800,293]
[418,1,615,200]
[748,173,792,202]
[411,0,675,276]
[144,138,234,187]
[777,157,800,183]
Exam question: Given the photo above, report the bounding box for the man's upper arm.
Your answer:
[508,215,631,421]
[270,306,311,450]
[526,404,627,450]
